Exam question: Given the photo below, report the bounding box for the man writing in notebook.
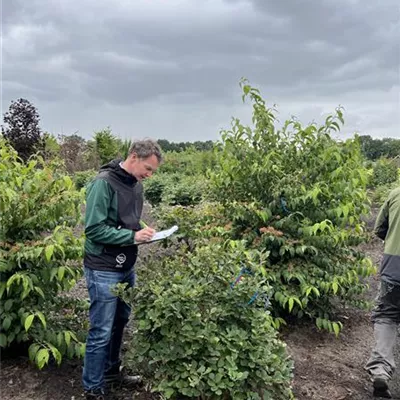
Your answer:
[82,139,163,400]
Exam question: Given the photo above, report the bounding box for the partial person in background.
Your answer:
[82,139,163,400]
[365,187,400,399]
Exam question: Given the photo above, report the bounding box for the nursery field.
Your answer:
[1,208,399,400]
[1,82,400,399]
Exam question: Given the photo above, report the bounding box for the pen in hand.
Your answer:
[135,226,156,242]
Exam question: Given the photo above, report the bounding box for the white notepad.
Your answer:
[135,225,179,245]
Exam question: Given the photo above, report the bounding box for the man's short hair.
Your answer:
[128,139,163,164]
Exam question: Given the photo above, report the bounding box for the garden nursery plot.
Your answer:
[1,80,400,400]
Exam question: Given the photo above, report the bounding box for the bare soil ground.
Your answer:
[1,208,399,400]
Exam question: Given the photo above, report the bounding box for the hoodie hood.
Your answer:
[99,158,138,186]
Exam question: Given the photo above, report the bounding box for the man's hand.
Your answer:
[135,227,156,242]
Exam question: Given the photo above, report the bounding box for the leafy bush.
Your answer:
[154,201,225,238]
[369,158,398,187]
[143,173,173,206]
[204,81,375,333]
[159,148,217,176]
[162,175,207,206]
[73,169,97,190]
[0,140,86,368]
[369,181,400,206]
[94,127,120,165]
[118,242,294,400]
[144,173,208,207]
[154,81,374,335]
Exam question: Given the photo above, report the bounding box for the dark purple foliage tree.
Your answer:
[1,98,43,161]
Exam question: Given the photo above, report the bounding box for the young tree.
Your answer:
[1,99,43,161]
[207,80,374,332]
[83,139,101,171]
[118,139,133,160]
[93,127,120,165]
[59,134,88,173]
[0,139,85,368]
[42,132,61,161]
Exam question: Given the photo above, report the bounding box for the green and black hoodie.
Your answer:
[84,159,144,272]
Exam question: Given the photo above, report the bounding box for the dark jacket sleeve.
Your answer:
[84,179,135,245]
[374,198,389,241]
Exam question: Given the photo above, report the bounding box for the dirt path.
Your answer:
[1,210,399,400]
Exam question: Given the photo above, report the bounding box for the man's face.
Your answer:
[126,153,159,181]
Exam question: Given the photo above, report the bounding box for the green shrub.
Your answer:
[206,81,375,333]
[118,242,294,400]
[162,175,207,206]
[370,181,400,206]
[369,158,398,187]
[159,149,217,176]
[0,140,86,368]
[143,173,174,206]
[73,169,96,190]
[144,173,208,207]
[154,80,374,335]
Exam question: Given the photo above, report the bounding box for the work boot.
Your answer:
[104,365,142,389]
[85,388,106,400]
[373,375,392,399]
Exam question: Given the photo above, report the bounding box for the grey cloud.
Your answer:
[1,0,399,140]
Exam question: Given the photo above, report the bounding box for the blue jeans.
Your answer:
[365,280,400,379]
[82,267,135,392]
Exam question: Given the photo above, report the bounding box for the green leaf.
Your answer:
[6,274,19,290]
[293,296,303,308]
[164,388,175,399]
[312,287,320,297]
[0,283,6,298]
[56,332,63,348]
[34,247,43,258]
[36,312,47,329]
[7,332,15,345]
[4,299,13,312]
[58,267,65,281]
[288,297,294,312]
[332,322,340,337]
[50,268,58,282]
[48,343,62,365]
[34,286,45,299]
[2,317,11,331]
[15,176,23,187]
[28,343,41,361]
[64,331,71,347]
[36,348,50,370]
[0,260,12,272]
[63,175,73,189]
[45,245,55,261]
[20,289,29,301]
[0,333,7,347]
[24,314,35,332]
[79,343,86,357]
[69,331,78,342]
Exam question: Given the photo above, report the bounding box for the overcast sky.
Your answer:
[2,0,399,142]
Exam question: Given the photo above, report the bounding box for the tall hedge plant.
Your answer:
[0,140,86,368]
